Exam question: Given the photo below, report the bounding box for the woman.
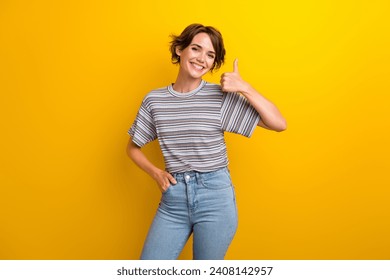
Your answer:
[127,23,286,260]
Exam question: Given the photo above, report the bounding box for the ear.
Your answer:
[175,46,182,56]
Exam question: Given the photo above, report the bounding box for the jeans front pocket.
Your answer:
[162,184,172,195]
[202,168,232,190]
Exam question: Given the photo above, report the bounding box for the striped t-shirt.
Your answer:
[128,80,260,173]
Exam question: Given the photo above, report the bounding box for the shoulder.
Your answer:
[202,82,240,98]
[145,85,169,98]
[202,82,223,93]
[141,85,170,105]
[198,82,225,101]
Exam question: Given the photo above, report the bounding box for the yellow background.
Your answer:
[1,0,389,259]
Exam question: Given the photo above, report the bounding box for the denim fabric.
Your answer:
[140,167,238,260]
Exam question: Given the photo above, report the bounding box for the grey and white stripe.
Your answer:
[128,80,260,173]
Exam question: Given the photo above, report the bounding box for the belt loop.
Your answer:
[195,172,200,185]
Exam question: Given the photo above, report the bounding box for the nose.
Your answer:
[196,52,205,63]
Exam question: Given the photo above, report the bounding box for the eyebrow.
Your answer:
[190,43,216,54]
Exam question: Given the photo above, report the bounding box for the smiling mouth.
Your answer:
[191,62,204,70]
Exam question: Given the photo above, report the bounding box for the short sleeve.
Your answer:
[221,92,260,137]
[128,100,157,147]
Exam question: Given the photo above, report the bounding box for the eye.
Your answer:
[208,54,215,59]
[191,47,199,51]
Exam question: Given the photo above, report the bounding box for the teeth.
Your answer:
[191,63,203,70]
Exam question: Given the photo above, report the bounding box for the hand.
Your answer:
[220,59,250,93]
[152,169,177,193]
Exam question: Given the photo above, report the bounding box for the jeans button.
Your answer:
[185,175,190,181]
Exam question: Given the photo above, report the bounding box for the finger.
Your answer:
[220,80,227,92]
[159,181,167,192]
[164,178,170,189]
[167,173,177,184]
[233,58,239,73]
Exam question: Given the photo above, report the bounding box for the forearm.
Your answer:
[126,138,176,191]
[126,139,159,179]
[241,83,287,132]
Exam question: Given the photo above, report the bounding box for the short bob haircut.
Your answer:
[169,23,226,72]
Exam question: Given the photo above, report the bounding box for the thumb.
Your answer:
[167,173,177,184]
[233,58,239,73]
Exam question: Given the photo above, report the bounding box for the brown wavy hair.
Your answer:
[169,24,226,72]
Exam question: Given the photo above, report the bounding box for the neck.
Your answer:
[172,70,202,93]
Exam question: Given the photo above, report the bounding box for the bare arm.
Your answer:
[220,59,287,132]
[240,85,287,132]
[126,137,176,192]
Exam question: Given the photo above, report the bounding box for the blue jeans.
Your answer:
[140,167,238,260]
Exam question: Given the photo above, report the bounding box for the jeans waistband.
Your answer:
[171,167,228,181]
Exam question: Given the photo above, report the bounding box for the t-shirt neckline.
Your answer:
[167,80,206,98]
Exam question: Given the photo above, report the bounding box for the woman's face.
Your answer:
[176,32,216,79]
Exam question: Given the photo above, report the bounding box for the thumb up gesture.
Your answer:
[220,59,249,93]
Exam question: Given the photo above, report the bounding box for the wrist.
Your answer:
[240,82,254,96]
[149,166,161,180]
